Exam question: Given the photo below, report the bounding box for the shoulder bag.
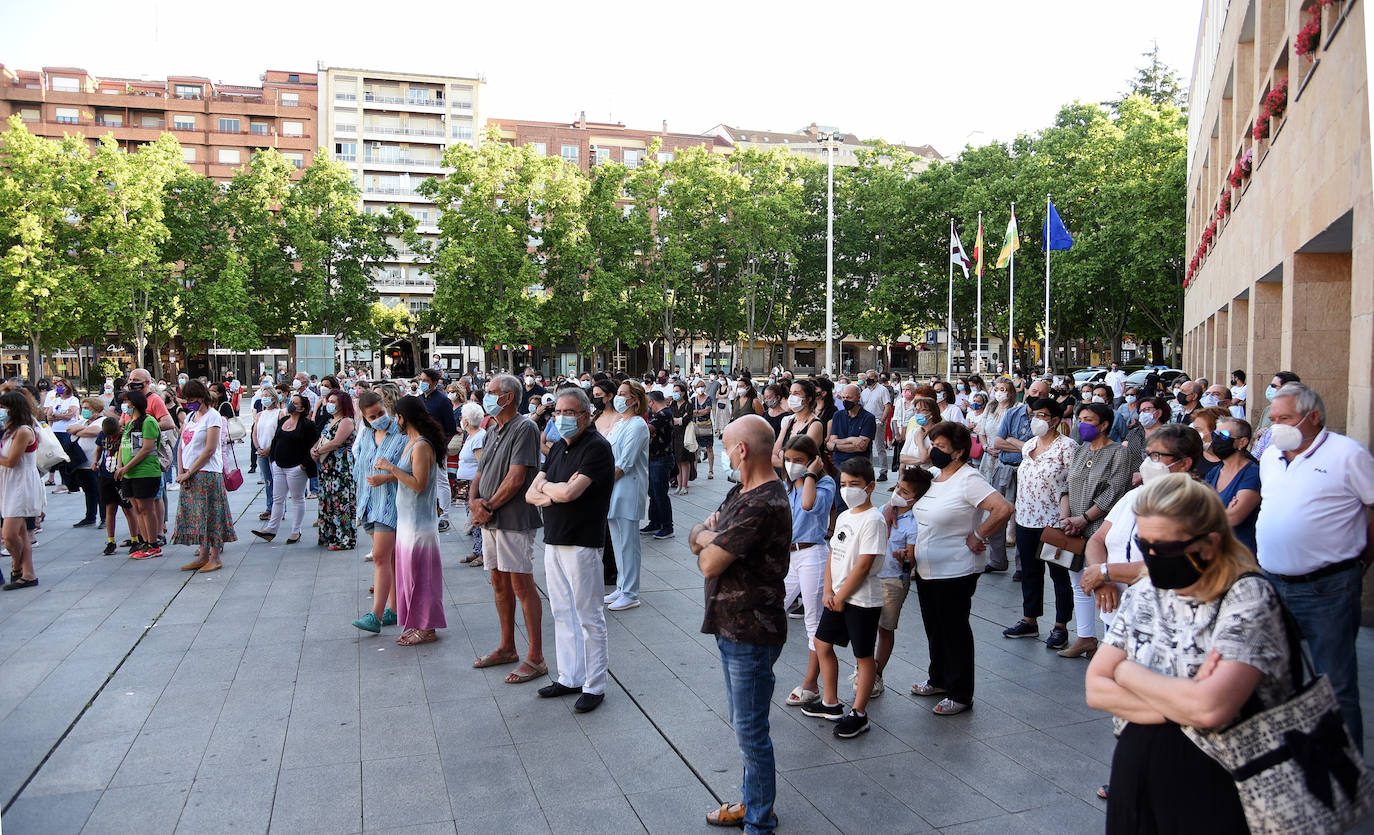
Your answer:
[683,416,698,453]
[1038,525,1087,572]
[222,442,244,492]
[34,423,70,474]
[1182,574,1374,834]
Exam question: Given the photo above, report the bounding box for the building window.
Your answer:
[174,84,201,100]
[182,147,197,163]
[97,113,123,127]
[217,149,241,165]
[657,152,674,163]
[287,73,300,83]
[794,348,817,368]
[217,117,240,133]
[55,107,79,125]
[51,76,80,93]
[19,109,38,122]
[283,152,305,169]
[593,147,610,165]
[250,122,269,135]
[623,149,640,169]
[450,124,473,140]
[527,142,547,155]
[173,115,196,130]
[282,121,304,137]
[335,142,356,161]
[141,115,162,128]
[560,144,579,164]
[281,92,299,106]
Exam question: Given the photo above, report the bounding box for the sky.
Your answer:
[0,0,1202,158]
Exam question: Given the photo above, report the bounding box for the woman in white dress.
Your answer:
[0,392,44,590]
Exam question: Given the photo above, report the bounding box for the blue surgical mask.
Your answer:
[672,392,683,401]
[326,403,338,415]
[936,392,945,403]
[0,408,8,424]
[81,408,93,420]
[1265,385,1278,402]
[554,415,580,437]
[1125,395,1137,404]
[121,404,132,415]
[1200,394,1220,409]
[913,413,929,427]
[418,381,430,394]
[613,395,629,414]
[370,414,393,431]
[483,393,503,417]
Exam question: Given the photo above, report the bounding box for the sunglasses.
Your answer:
[1133,532,1208,560]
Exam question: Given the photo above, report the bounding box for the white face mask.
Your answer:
[993,390,1008,403]
[840,486,870,509]
[888,493,911,508]
[787,395,805,413]
[784,461,807,481]
[1138,411,1158,429]
[1139,459,1172,483]
[1270,421,1305,452]
[1091,395,1106,404]
[1031,418,1051,438]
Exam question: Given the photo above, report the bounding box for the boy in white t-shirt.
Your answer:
[801,458,888,739]
[872,465,933,699]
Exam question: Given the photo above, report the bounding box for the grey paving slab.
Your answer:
[8,470,1374,833]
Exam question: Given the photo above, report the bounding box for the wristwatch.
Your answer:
[1100,563,1109,580]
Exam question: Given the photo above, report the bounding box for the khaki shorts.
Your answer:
[878,576,911,631]
[484,528,536,574]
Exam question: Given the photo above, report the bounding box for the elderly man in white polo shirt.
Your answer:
[1255,382,1374,747]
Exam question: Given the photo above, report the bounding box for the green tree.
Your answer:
[0,116,92,378]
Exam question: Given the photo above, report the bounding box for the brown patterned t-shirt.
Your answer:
[700,479,792,646]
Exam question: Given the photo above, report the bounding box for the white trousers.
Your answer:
[1068,569,1098,640]
[265,464,307,536]
[436,462,451,519]
[545,544,609,695]
[782,544,828,651]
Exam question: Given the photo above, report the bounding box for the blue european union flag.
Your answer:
[1043,200,1073,251]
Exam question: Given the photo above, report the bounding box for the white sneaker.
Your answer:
[871,674,885,699]
[603,591,622,605]
[608,596,640,611]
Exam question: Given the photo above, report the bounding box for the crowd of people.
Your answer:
[1,360,1370,834]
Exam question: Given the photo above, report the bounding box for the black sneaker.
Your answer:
[800,699,846,721]
[1045,626,1070,650]
[787,598,805,619]
[876,472,887,482]
[102,541,117,556]
[437,519,451,533]
[640,525,657,536]
[833,711,870,739]
[653,530,675,540]
[73,518,96,528]
[1002,620,1039,639]
[1012,570,1023,582]
[574,692,604,713]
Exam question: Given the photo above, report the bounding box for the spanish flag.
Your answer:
[974,218,984,278]
[996,210,1019,268]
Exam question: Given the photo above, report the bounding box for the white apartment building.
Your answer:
[318,65,485,316]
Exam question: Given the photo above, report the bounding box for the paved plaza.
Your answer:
[3,470,1374,834]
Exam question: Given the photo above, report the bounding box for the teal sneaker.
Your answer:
[352,612,382,633]
[381,608,397,627]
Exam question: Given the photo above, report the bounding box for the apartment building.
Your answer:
[1181,0,1370,445]
[487,112,731,172]
[706,122,942,170]
[0,65,318,179]
[318,66,485,317]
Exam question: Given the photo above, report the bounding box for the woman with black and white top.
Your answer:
[171,380,236,573]
[771,379,826,470]
[253,393,319,544]
[1057,402,1133,659]
[1087,474,1290,833]
[253,388,282,521]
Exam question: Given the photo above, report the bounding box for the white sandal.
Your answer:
[933,698,970,715]
[910,680,947,697]
[786,686,819,707]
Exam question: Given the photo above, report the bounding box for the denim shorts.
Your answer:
[364,521,395,533]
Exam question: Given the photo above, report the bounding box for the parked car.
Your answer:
[1124,367,1189,389]
[1072,367,1108,385]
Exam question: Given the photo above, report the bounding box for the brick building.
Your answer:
[487,113,732,172]
[706,122,942,170]
[0,65,319,179]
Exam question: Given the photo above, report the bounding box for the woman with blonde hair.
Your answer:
[898,396,941,467]
[1087,473,1291,833]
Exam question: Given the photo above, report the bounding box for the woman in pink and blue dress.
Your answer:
[372,396,447,645]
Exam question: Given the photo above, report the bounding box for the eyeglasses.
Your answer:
[552,409,585,417]
[1133,532,1207,560]
[1144,451,1180,462]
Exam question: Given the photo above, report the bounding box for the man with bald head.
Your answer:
[825,384,875,512]
[1174,379,1202,424]
[691,415,790,832]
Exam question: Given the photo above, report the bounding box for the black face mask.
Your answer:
[1211,434,1239,459]
[1137,534,1208,590]
[591,396,604,411]
[1176,391,1190,406]
[843,399,860,412]
[127,382,145,392]
[929,447,954,469]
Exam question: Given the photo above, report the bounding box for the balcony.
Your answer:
[334,153,357,162]
[362,186,431,202]
[370,275,436,291]
[55,116,80,125]
[364,93,406,105]
[336,124,357,134]
[362,125,445,138]
[362,154,444,170]
[334,92,357,102]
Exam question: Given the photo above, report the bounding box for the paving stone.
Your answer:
[109,722,214,788]
[22,732,136,798]
[783,762,933,833]
[0,788,101,835]
[81,778,192,835]
[176,770,277,834]
[361,753,452,830]
[269,762,363,834]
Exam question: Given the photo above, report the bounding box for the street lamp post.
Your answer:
[818,129,843,376]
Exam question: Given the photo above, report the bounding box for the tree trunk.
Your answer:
[28,328,43,383]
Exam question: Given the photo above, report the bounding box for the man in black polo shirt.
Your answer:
[525,387,615,713]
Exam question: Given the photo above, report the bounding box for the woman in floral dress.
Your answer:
[313,388,357,550]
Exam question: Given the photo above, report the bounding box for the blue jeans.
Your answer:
[717,636,782,834]
[261,458,274,511]
[1266,565,1364,749]
[647,456,674,534]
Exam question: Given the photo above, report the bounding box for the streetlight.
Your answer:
[816,129,844,376]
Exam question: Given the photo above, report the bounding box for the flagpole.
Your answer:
[1044,193,1052,376]
[947,218,954,380]
[976,211,983,376]
[1008,202,1015,376]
